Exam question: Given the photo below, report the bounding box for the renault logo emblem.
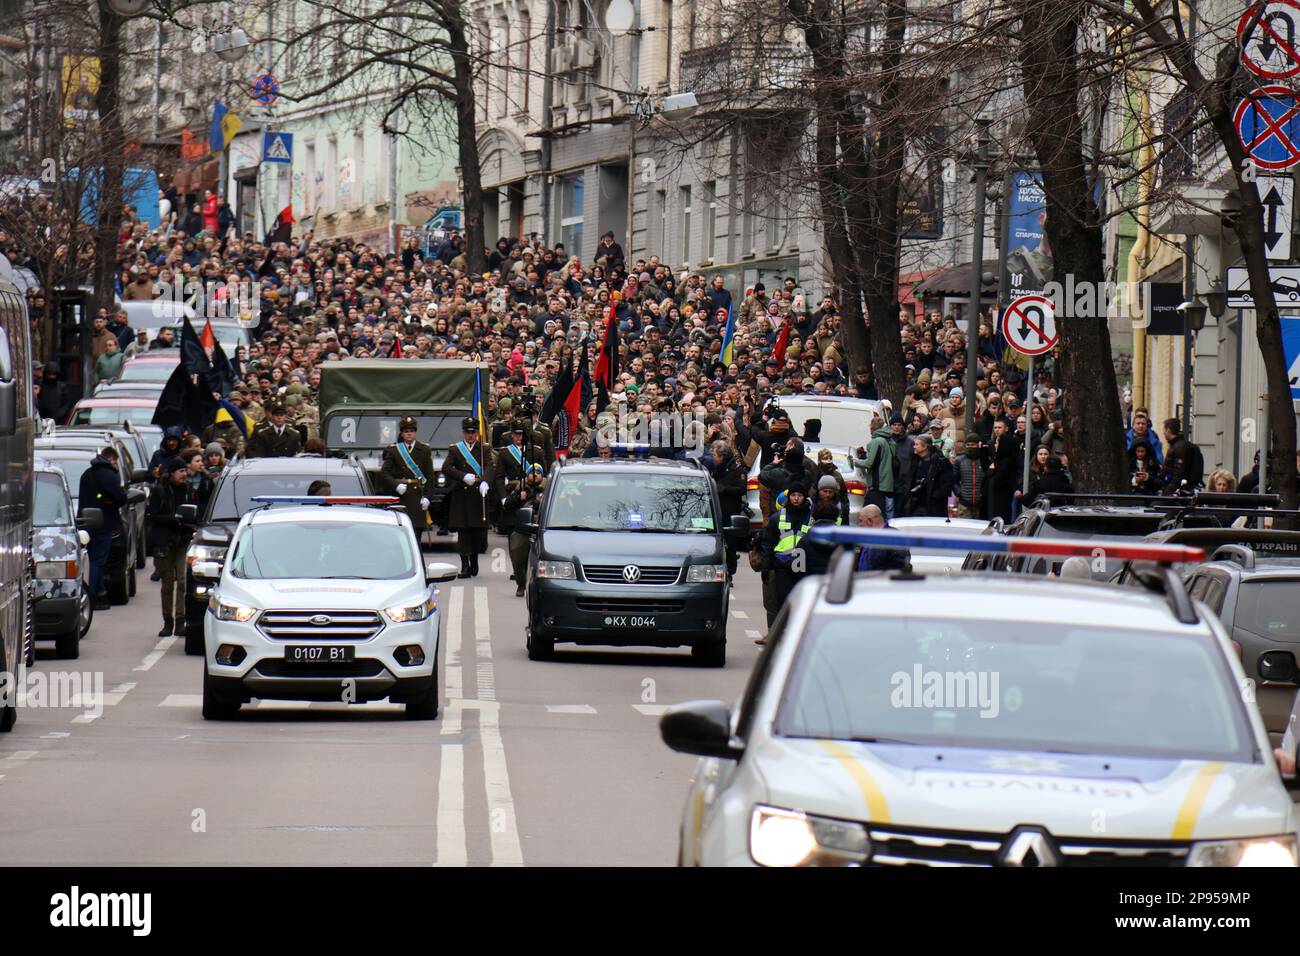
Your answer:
[621,565,641,582]
[997,827,1061,867]
[309,614,332,626]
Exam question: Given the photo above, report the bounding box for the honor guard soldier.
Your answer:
[245,399,303,458]
[441,416,495,577]
[381,416,437,543]
[502,463,545,597]
[495,420,543,497]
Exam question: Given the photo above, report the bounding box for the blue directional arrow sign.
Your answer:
[1235,85,1300,169]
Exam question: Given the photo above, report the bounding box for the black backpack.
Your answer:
[1186,441,1205,490]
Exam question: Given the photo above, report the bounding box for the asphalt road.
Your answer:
[0,537,767,865]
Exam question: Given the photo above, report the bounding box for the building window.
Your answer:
[704,181,717,261]
[521,11,531,112]
[324,135,338,211]
[304,140,316,215]
[352,129,365,205]
[661,0,673,84]
[656,188,667,252]
[680,185,691,267]
[767,193,782,250]
[498,19,510,118]
[560,172,585,256]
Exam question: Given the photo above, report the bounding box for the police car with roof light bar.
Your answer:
[661,527,1300,867]
[201,496,459,719]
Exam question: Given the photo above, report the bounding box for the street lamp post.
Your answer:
[964,118,992,440]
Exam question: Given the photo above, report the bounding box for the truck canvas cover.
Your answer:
[319,359,487,412]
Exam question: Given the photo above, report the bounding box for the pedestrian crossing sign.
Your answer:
[262,131,293,165]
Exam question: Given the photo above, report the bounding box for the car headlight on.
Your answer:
[687,564,727,583]
[536,560,576,579]
[187,543,227,569]
[209,597,257,622]
[386,595,435,623]
[1188,835,1298,867]
[35,560,78,579]
[749,805,871,867]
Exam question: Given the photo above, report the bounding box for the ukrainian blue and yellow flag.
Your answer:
[471,368,486,442]
[720,302,737,366]
[209,100,242,155]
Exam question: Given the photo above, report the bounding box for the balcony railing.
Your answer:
[679,39,807,106]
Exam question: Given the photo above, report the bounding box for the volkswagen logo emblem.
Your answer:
[309,614,332,626]
[621,565,641,583]
[997,826,1061,867]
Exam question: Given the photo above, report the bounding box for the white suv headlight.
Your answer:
[210,597,257,622]
[687,564,726,583]
[386,595,435,623]
[536,560,575,579]
[1188,835,1297,867]
[749,805,870,867]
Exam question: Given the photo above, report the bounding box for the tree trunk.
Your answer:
[786,0,873,393]
[844,0,908,407]
[444,0,486,276]
[1017,0,1127,493]
[92,0,125,316]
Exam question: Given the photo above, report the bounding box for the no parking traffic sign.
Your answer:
[1001,294,1058,356]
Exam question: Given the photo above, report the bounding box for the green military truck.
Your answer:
[319,359,490,535]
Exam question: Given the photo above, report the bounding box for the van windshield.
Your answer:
[546,474,714,532]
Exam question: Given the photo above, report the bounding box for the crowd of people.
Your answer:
[13,199,1250,627]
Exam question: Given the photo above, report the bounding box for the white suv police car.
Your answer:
[201,497,458,719]
[662,527,1300,867]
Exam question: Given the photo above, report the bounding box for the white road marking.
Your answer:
[545,704,597,715]
[111,682,136,695]
[444,586,463,701]
[159,694,203,708]
[633,704,668,717]
[134,652,165,672]
[745,629,762,639]
[732,609,749,619]
[471,588,521,866]
[434,587,467,867]
[478,701,523,867]
[71,713,99,724]
[4,751,37,760]
[41,732,70,739]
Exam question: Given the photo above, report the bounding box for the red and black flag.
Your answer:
[539,352,584,456]
[593,300,619,412]
[266,204,294,245]
[773,320,791,366]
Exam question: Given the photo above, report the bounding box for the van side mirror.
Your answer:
[130,468,149,484]
[76,507,104,532]
[0,379,15,438]
[177,503,199,524]
[516,506,538,535]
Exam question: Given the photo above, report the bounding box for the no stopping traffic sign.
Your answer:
[1001,294,1058,356]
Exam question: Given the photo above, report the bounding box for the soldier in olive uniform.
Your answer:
[502,464,545,597]
[496,421,543,492]
[381,416,436,545]
[441,417,495,578]
[245,400,303,458]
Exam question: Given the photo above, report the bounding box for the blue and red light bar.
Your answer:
[807,526,1207,565]
[249,496,401,506]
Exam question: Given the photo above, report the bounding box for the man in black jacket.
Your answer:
[148,457,201,636]
[902,435,954,517]
[78,447,127,610]
[709,440,749,576]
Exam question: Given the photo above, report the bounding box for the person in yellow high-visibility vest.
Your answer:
[758,476,813,629]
